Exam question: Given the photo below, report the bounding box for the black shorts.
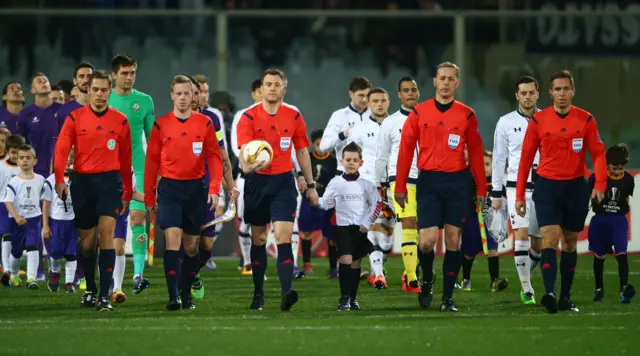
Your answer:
[334,225,374,260]
[243,171,297,226]
[70,171,123,230]
[156,177,207,236]
[416,169,469,229]
[533,176,590,232]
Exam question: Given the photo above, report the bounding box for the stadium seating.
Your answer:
[1,32,638,166]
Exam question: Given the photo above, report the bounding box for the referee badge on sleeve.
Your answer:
[192,142,203,156]
[447,134,460,149]
[280,137,291,151]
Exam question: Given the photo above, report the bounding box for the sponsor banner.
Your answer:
[526,0,640,56]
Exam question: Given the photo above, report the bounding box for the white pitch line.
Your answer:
[1,310,639,326]
[0,324,636,332]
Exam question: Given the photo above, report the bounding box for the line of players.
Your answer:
[305,67,634,311]
[1,59,634,312]
[0,57,233,303]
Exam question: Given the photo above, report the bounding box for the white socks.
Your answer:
[113,255,126,291]
[368,231,385,277]
[50,258,61,273]
[378,233,394,262]
[514,240,533,293]
[65,261,77,284]
[26,250,39,281]
[291,231,299,267]
[9,253,19,275]
[2,241,11,273]
[238,221,252,267]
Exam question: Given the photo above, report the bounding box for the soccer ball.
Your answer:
[243,140,273,167]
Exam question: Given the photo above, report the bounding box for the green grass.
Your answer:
[1,255,640,356]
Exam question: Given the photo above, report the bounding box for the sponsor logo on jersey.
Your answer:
[107,139,116,150]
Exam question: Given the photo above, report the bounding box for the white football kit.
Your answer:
[492,109,541,237]
[320,104,370,173]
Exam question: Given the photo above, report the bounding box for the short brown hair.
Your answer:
[171,75,192,90]
[88,70,112,87]
[434,62,459,77]
[31,72,47,85]
[6,134,25,150]
[484,150,493,158]
[342,142,362,159]
[195,74,208,84]
[18,144,36,158]
[550,70,575,88]
[349,76,372,93]
[0,128,10,137]
[515,76,539,92]
[367,87,388,99]
[261,69,286,85]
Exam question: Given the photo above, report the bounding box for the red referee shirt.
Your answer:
[395,99,487,196]
[144,111,223,208]
[516,105,607,201]
[54,106,133,200]
[236,103,310,175]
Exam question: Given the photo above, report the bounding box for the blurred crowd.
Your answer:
[0,0,531,11]
[0,0,529,79]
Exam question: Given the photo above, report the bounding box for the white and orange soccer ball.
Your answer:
[243,140,273,167]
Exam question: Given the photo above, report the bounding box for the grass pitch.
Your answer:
[1,255,639,356]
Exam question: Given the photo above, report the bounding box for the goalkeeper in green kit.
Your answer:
[108,54,155,294]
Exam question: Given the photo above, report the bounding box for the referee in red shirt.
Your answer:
[144,75,223,311]
[236,69,318,311]
[517,70,606,314]
[394,62,487,312]
[54,70,133,311]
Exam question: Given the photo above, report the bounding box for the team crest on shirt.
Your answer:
[448,134,461,149]
[192,142,203,156]
[107,139,116,150]
[133,103,139,112]
[572,138,583,152]
[280,137,292,151]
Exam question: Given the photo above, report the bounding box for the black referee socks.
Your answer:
[98,249,115,298]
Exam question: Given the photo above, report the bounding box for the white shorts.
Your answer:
[236,175,245,220]
[506,187,540,238]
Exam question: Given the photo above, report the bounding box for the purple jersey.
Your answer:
[52,101,83,169]
[17,102,63,176]
[55,100,83,134]
[0,105,20,133]
[199,108,225,186]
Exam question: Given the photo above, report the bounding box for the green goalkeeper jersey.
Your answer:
[108,89,155,178]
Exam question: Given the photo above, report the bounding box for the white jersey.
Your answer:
[317,174,382,229]
[492,109,541,192]
[2,174,46,219]
[0,160,20,195]
[320,104,370,172]
[375,108,419,186]
[348,116,384,184]
[43,174,74,220]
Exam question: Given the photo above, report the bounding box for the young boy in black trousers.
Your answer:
[310,142,382,310]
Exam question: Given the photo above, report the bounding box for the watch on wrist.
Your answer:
[307,183,316,189]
